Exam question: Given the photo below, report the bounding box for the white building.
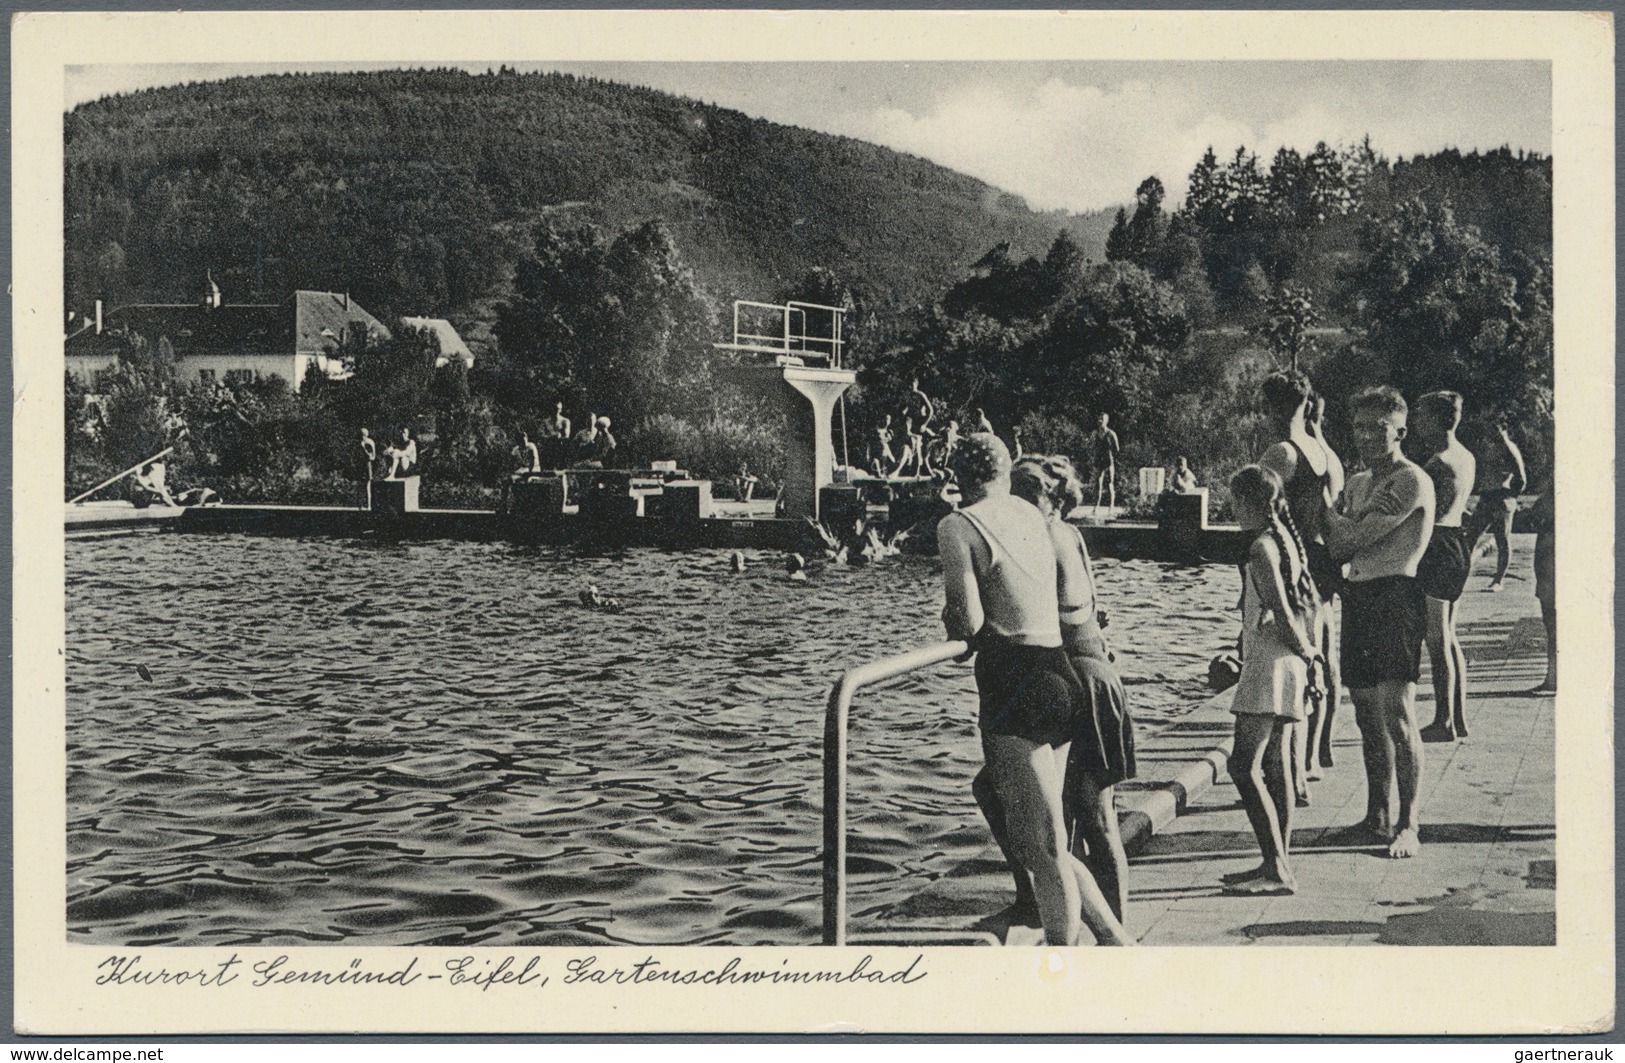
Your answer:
[66,287,466,392]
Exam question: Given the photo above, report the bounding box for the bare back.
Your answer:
[1424,438,1477,527]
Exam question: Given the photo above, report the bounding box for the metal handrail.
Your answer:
[726,299,845,367]
[822,639,969,945]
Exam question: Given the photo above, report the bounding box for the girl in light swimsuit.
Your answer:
[1225,465,1323,895]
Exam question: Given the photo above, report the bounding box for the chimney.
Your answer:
[343,291,350,310]
[95,299,103,335]
[205,270,222,309]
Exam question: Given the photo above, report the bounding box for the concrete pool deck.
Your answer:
[861,534,1556,947]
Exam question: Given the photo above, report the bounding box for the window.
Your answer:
[197,369,215,385]
[92,369,114,392]
[224,369,255,386]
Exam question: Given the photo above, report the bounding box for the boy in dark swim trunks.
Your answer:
[1465,420,1527,592]
[1087,413,1120,515]
[1411,391,1477,742]
[1325,387,1435,859]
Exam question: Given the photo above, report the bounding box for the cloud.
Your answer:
[828,77,1265,213]
[825,76,1491,215]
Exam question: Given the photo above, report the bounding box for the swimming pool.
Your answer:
[66,534,1239,946]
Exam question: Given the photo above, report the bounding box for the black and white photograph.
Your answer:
[14,8,1614,1036]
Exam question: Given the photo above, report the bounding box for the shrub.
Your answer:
[623,413,787,486]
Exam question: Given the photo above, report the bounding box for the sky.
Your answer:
[66,60,1551,214]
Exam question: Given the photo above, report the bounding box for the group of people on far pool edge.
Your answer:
[358,426,418,482]
[937,370,1553,942]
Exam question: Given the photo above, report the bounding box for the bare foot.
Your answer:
[1388,827,1421,859]
[1328,819,1390,845]
[1227,874,1296,896]
[1090,926,1139,947]
[1221,864,1271,884]
[982,901,1041,931]
[1419,722,1457,744]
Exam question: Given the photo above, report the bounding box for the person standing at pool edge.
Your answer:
[1304,392,1346,772]
[358,428,377,509]
[1257,370,1340,804]
[1023,454,1137,922]
[1466,419,1527,592]
[938,433,1131,946]
[1530,481,1556,694]
[1325,386,1435,859]
[977,455,1136,926]
[1088,413,1120,515]
[1411,391,1477,742]
[1225,465,1321,894]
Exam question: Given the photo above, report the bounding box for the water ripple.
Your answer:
[67,534,1236,946]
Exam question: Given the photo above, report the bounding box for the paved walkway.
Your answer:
[866,534,1554,946]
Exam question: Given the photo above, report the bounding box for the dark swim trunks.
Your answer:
[1341,576,1426,688]
[1064,653,1137,788]
[1477,488,1519,519]
[974,639,1081,748]
[1416,525,1472,602]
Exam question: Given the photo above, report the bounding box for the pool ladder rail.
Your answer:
[823,639,1004,946]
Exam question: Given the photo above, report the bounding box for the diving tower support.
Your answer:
[741,363,855,522]
[717,300,855,523]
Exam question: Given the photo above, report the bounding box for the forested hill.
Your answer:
[65,67,1113,334]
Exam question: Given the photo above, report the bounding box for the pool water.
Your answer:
[66,534,1239,946]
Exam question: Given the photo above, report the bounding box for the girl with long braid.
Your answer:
[1224,465,1323,894]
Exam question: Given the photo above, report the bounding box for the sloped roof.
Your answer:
[400,316,474,367]
[69,302,288,356]
[293,291,390,355]
[67,291,391,362]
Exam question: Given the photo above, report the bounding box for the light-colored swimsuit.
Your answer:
[1232,557,1309,723]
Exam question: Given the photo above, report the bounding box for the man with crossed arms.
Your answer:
[1325,386,1435,860]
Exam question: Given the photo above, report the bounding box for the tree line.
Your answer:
[67,136,1552,511]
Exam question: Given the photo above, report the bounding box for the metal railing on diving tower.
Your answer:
[713,299,855,522]
[716,299,846,368]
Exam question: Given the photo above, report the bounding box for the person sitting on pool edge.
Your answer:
[1172,456,1198,493]
[937,433,1132,946]
[132,459,178,508]
[385,428,417,479]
